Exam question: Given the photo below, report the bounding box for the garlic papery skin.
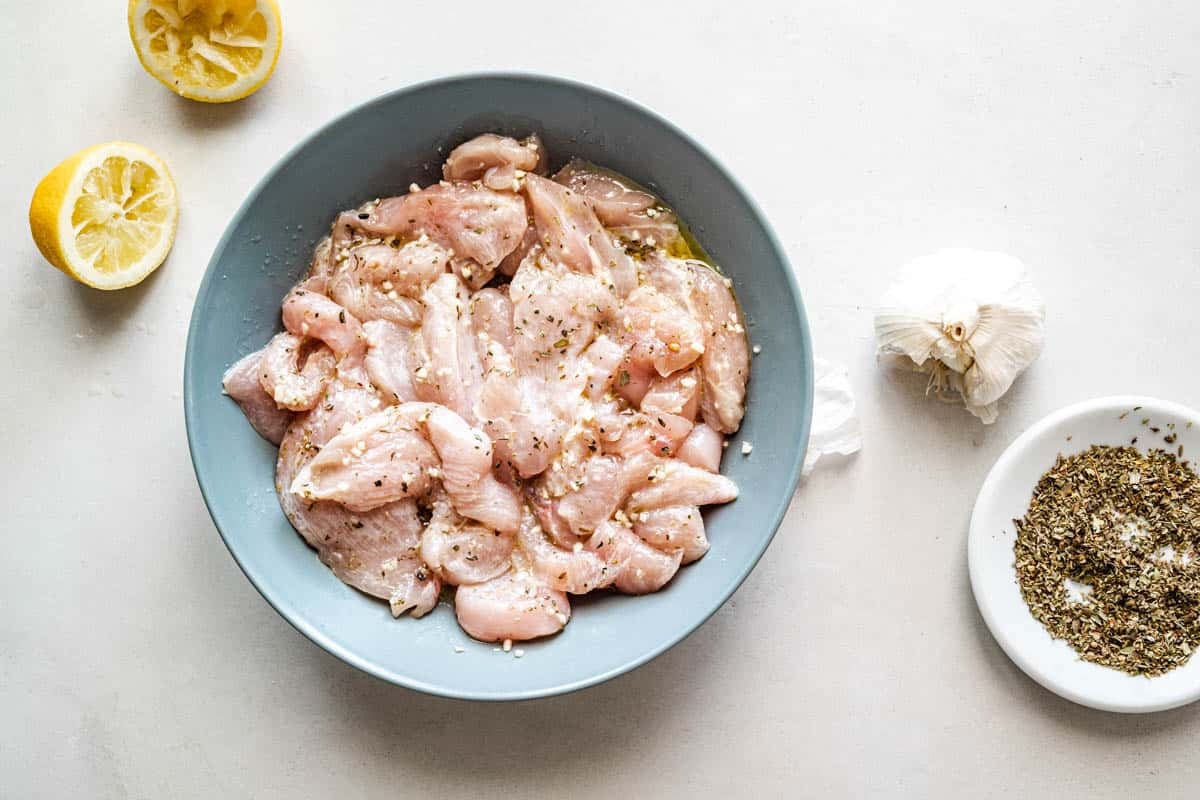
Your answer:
[874,249,1046,423]
[803,358,863,476]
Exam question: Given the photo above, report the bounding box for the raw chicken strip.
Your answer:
[276,422,440,617]
[677,423,723,473]
[363,320,417,403]
[301,383,381,450]
[620,284,705,377]
[525,133,550,175]
[454,567,570,642]
[526,488,584,549]
[281,285,365,360]
[552,159,682,248]
[420,493,514,585]
[689,263,750,433]
[497,218,538,277]
[290,405,438,511]
[328,240,448,326]
[322,500,438,613]
[516,509,614,594]
[640,368,701,422]
[351,183,528,288]
[411,273,485,423]
[476,371,562,478]
[613,530,683,594]
[553,159,654,220]
[509,258,614,380]
[442,133,541,191]
[484,256,613,476]
[633,506,710,564]
[258,332,336,411]
[627,460,739,511]
[581,335,626,400]
[555,455,625,535]
[612,359,655,407]
[639,254,748,426]
[222,348,292,445]
[633,368,700,455]
[470,287,514,355]
[603,409,687,459]
[423,406,522,534]
[588,522,682,595]
[523,174,637,296]
[308,236,335,281]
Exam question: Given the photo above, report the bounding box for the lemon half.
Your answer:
[29,142,179,290]
[129,0,282,103]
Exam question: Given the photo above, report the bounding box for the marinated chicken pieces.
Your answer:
[223,133,750,643]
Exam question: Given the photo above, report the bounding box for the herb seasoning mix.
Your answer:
[1013,445,1200,675]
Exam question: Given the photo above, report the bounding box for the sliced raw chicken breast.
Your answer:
[301,383,382,449]
[363,320,417,403]
[411,273,485,424]
[226,131,754,642]
[619,284,705,377]
[552,159,682,248]
[640,368,701,421]
[689,263,750,433]
[276,422,440,617]
[555,455,625,535]
[222,348,293,445]
[523,174,637,296]
[419,493,514,585]
[627,460,739,511]
[633,506,710,564]
[516,509,614,594]
[443,133,542,191]
[328,239,448,326]
[470,287,514,355]
[497,218,538,277]
[677,423,724,473]
[483,256,614,475]
[525,488,584,549]
[308,236,335,280]
[581,335,626,400]
[602,409,684,459]
[454,566,570,642]
[281,285,365,360]
[643,254,749,431]
[423,406,522,534]
[289,405,438,511]
[258,332,336,411]
[589,522,683,595]
[509,257,614,380]
[351,183,528,288]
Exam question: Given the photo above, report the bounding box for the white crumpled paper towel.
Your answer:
[803,357,862,476]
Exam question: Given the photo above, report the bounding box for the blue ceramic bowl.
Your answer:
[184,74,813,700]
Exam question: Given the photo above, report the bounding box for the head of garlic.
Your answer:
[874,249,1045,423]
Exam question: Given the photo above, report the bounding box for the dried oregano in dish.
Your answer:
[1014,444,1200,676]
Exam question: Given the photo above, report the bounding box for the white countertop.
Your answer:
[5,1,1200,797]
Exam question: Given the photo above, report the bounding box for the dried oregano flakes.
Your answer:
[1013,445,1200,676]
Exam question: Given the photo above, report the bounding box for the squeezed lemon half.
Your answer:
[29,142,179,290]
[128,0,282,103]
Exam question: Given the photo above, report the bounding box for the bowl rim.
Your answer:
[968,394,1200,713]
[183,71,813,701]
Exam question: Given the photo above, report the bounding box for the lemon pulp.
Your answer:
[72,155,174,274]
[129,0,281,102]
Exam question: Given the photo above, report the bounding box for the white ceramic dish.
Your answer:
[969,396,1200,713]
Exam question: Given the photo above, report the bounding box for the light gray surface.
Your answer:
[3,1,1198,797]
